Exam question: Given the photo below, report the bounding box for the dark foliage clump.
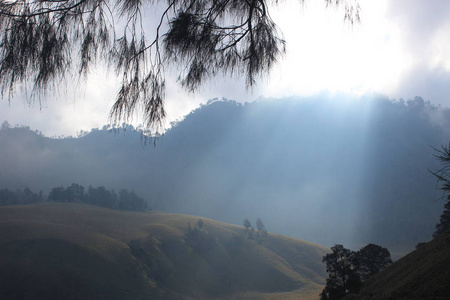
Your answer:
[0,188,44,206]
[243,217,267,243]
[184,222,216,254]
[320,243,392,300]
[49,183,149,212]
[1,183,149,212]
[433,197,450,238]
[430,144,450,237]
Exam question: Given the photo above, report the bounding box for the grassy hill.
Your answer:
[0,203,328,299]
[343,230,450,300]
[1,97,448,254]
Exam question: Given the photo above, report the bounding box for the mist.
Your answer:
[1,94,449,255]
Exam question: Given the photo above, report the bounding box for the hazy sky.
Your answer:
[1,0,450,136]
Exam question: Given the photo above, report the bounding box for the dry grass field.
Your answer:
[0,203,329,299]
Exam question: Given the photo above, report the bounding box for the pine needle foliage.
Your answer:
[0,0,360,131]
[430,144,450,237]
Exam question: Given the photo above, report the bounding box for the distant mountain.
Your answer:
[0,203,328,299]
[1,95,449,254]
[343,229,450,299]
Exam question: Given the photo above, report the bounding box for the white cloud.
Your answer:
[385,0,450,102]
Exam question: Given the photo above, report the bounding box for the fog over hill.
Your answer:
[1,95,449,255]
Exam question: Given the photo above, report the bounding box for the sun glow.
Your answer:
[262,0,410,98]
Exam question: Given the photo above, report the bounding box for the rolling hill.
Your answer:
[1,96,449,254]
[0,203,329,299]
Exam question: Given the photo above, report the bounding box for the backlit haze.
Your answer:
[2,1,450,258]
[1,0,450,136]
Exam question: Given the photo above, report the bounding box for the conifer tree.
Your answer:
[0,0,359,130]
[430,144,450,237]
[433,197,450,237]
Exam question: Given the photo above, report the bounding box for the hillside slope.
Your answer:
[344,230,450,300]
[1,97,448,254]
[0,203,328,300]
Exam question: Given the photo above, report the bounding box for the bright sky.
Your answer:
[1,0,450,136]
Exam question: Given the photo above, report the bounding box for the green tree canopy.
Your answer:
[0,0,359,130]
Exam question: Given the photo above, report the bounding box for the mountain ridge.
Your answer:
[1,96,448,254]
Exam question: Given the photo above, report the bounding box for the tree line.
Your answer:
[0,188,44,206]
[0,183,149,212]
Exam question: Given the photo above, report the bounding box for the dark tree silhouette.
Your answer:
[19,187,44,204]
[321,243,392,299]
[355,243,392,281]
[65,183,86,203]
[87,185,118,209]
[118,189,148,211]
[434,197,450,237]
[243,218,251,230]
[321,244,360,300]
[430,144,450,237]
[0,0,359,130]
[0,188,19,206]
[430,144,450,192]
[48,186,66,202]
[49,184,85,203]
[0,188,43,205]
[197,218,204,229]
[256,217,266,233]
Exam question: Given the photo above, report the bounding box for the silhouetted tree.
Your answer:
[0,188,43,205]
[49,184,85,203]
[0,1,359,130]
[118,189,147,212]
[321,243,393,299]
[87,186,117,209]
[19,188,43,204]
[1,120,10,130]
[256,217,266,233]
[321,244,360,300]
[355,243,392,281]
[197,218,204,229]
[434,196,450,237]
[243,218,251,230]
[0,188,18,206]
[48,186,66,202]
[430,144,450,237]
[65,183,86,203]
[255,217,267,243]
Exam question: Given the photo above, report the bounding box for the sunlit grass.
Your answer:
[0,202,329,299]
